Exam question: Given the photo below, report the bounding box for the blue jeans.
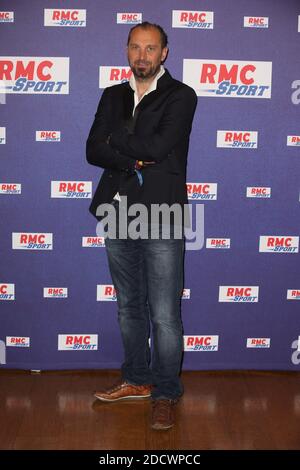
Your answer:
[104,209,185,400]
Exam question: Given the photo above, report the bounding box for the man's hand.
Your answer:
[135,160,155,169]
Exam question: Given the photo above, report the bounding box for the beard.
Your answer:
[130,61,161,81]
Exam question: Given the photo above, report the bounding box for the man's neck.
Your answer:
[135,78,154,99]
[129,65,165,103]
[134,65,164,101]
[134,69,161,100]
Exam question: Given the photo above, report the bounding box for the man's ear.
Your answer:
[161,47,169,63]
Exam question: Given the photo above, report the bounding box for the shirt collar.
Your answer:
[129,65,165,97]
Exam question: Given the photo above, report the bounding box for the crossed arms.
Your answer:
[86,85,197,171]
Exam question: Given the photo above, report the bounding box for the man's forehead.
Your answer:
[128,27,161,44]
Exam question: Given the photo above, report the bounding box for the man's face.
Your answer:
[127,27,168,81]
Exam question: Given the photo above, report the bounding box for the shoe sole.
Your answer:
[94,394,151,402]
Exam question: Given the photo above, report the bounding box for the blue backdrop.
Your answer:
[1,0,300,370]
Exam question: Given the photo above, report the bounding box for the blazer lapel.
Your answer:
[122,84,134,120]
[122,69,175,120]
[133,69,176,113]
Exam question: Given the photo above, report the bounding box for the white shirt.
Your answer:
[113,65,165,202]
[129,65,165,116]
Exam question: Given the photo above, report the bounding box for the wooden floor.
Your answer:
[0,369,300,450]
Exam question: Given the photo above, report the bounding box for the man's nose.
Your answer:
[138,48,147,60]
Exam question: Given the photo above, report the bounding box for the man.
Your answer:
[86,22,197,430]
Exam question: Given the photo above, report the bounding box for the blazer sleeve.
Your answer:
[109,86,197,163]
[86,88,137,171]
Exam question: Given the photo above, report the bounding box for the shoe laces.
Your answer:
[109,379,128,392]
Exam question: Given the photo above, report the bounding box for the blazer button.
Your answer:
[108,174,113,178]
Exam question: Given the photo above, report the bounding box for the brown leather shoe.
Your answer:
[94,380,152,402]
[151,399,177,430]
